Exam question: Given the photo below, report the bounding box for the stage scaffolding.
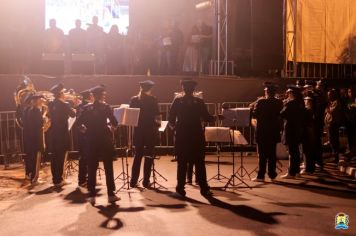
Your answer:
[283,0,356,79]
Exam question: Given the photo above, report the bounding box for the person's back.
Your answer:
[44,20,64,53]
[69,27,87,53]
[130,93,159,129]
[254,97,283,144]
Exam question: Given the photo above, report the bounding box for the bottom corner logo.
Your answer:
[335,212,349,230]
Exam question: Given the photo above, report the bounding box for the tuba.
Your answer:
[14,76,52,132]
[14,76,36,128]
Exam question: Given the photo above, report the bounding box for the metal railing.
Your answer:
[0,102,254,161]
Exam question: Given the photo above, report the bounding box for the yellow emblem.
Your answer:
[335,212,349,230]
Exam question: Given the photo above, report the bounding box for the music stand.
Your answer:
[113,106,140,192]
[221,108,251,189]
[139,121,169,190]
[205,127,230,182]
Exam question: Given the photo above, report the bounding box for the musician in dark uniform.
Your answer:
[169,79,215,197]
[280,85,305,178]
[252,83,283,182]
[76,90,94,188]
[48,83,76,187]
[77,85,120,204]
[129,80,161,188]
[22,93,44,184]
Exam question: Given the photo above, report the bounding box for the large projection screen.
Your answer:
[287,0,356,64]
[45,0,129,34]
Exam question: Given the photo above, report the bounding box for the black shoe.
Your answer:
[175,188,186,197]
[130,182,138,188]
[201,189,213,197]
[143,182,151,188]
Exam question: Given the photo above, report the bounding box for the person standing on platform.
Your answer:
[77,85,120,205]
[129,80,161,188]
[48,83,76,187]
[170,21,184,74]
[106,25,125,74]
[252,83,283,182]
[280,85,305,179]
[22,93,45,184]
[44,19,65,53]
[76,90,94,188]
[169,79,216,197]
[87,16,106,73]
[68,19,88,54]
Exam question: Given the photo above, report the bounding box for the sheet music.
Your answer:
[159,121,169,132]
[114,107,140,127]
[205,127,231,143]
[68,117,76,131]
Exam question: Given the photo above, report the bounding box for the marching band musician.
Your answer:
[47,83,76,188]
[251,82,283,182]
[168,79,216,197]
[22,93,45,184]
[77,85,120,205]
[280,85,305,179]
[76,90,94,188]
[129,80,161,188]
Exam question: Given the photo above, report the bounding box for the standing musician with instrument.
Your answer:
[77,85,120,205]
[47,83,76,188]
[169,79,217,197]
[22,93,45,184]
[129,80,161,188]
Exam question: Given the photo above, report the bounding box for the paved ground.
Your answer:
[0,154,355,236]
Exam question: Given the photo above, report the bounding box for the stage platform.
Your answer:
[0,74,295,111]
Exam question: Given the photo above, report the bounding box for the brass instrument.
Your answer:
[14,76,36,128]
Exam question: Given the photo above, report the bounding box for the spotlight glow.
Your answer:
[45,0,129,34]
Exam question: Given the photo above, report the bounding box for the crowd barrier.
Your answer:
[0,102,253,164]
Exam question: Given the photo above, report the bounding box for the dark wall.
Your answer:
[229,0,284,75]
[0,75,284,111]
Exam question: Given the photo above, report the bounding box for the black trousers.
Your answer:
[257,143,277,179]
[328,124,340,160]
[130,145,154,186]
[315,129,324,167]
[87,157,115,197]
[287,143,300,176]
[78,154,88,185]
[78,135,89,185]
[177,154,209,192]
[187,162,195,181]
[303,143,316,173]
[51,149,66,184]
[25,151,40,180]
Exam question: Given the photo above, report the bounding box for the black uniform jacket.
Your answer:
[48,99,76,151]
[280,99,305,145]
[253,97,283,144]
[130,93,160,147]
[78,101,118,160]
[168,95,215,158]
[23,107,44,153]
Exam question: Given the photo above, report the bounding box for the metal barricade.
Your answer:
[0,101,253,163]
[0,111,23,166]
